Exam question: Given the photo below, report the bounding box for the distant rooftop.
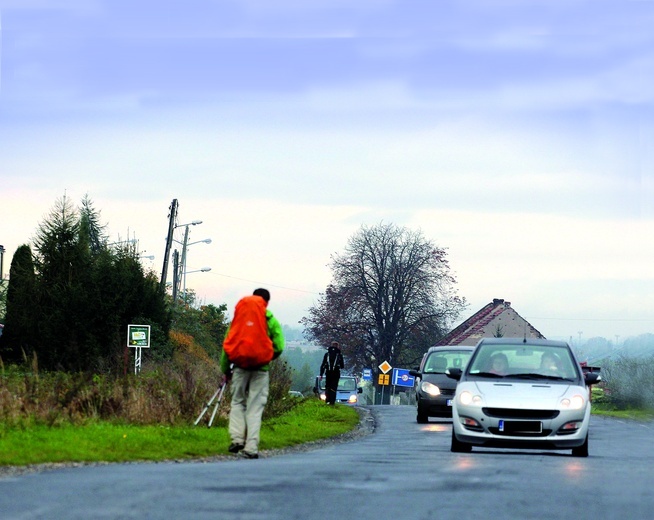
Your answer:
[437,298,545,346]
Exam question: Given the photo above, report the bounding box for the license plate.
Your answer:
[446,399,452,406]
[498,420,542,433]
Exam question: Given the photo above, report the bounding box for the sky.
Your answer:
[1,0,653,345]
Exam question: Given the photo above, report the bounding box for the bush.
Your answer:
[600,355,654,410]
[0,350,294,428]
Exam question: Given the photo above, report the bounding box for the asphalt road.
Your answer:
[1,405,652,520]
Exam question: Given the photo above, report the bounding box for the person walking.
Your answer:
[220,288,285,459]
[320,341,344,405]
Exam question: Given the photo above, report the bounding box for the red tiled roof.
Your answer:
[436,298,545,346]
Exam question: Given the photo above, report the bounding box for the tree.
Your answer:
[0,244,38,363]
[302,223,466,374]
[2,194,172,372]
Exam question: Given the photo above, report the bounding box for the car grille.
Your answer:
[482,408,560,420]
[488,427,553,437]
[440,388,455,397]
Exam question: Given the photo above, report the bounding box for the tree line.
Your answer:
[1,195,190,372]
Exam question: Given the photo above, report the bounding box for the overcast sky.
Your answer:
[1,0,653,346]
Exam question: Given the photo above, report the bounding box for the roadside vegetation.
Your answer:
[589,354,654,421]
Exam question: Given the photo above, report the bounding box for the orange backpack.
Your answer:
[223,295,274,369]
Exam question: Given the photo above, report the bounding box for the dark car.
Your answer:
[410,346,474,423]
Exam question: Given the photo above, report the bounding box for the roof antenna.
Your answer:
[523,319,527,343]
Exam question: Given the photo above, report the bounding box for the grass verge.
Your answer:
[0,398,360,467]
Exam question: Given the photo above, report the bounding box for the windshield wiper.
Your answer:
[473,371,506,379]
[511,373,573,381]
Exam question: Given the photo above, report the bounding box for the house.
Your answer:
[436,298,545,346]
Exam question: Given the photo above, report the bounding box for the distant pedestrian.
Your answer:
[320,341,345,405]
[220,288,285,459]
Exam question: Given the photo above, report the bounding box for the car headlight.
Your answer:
[459,390,482,406]
[319,393,326,401]
[348,394,357,404]
[561,394,585,410]
[420,381,441,396]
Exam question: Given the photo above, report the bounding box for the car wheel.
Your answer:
[451,428,472,453]
[571,434,589,457]
[416,402,428,424]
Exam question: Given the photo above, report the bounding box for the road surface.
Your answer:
[0,405,652,519]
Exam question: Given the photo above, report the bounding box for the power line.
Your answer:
[525,316,654,322]
[209,271,321,295]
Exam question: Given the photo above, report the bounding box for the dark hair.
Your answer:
[253,288,270,302]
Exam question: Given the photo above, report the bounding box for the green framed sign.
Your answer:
[127,324,151,348]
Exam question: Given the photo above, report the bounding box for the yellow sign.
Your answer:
[378,361,392,374]
[378,374,390,385]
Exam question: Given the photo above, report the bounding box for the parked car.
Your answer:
[447,338,601,457]
[410,346,474,423]
[313,375,363,405]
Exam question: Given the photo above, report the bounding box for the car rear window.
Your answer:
[423,350,473,373]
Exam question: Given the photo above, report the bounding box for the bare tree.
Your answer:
[302,223,466,373]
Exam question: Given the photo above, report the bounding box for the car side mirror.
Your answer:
[409,370,421,378]
[357,387,363,394]
[446,368,462,381]
[584,372,602,386]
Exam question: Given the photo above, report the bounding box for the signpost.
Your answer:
[392,368,415,388]
[378,361,392,405]
[127,324,150,374]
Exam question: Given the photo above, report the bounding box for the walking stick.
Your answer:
[194,382,227,428]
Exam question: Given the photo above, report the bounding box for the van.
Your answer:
[313,375,362,405]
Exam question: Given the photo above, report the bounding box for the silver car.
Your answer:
[447,338,601,457]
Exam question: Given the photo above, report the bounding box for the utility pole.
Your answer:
[160,199,178,291]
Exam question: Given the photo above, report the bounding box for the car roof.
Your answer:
[475,338,570,348]
[426,345,475,353]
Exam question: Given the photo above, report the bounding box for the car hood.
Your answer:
[469,381,579,408]
[421,373,457,388]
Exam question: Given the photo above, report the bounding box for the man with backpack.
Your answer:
[320,341,345,405]
[220,288,285,459]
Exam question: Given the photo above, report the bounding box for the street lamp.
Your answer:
[171,220,206,301]
[182,267,211,302]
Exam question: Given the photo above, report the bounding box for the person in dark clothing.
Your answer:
[320,341,345,405]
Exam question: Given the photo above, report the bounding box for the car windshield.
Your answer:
[319,377,357,391]
[422,350,472,374]
[467,343,579,381]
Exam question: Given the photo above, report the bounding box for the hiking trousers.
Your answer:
[229,367,270,454]
[325,370,340,405]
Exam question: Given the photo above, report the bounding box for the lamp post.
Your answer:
[171,220,203,301]
[0,244,5,281]
[182,267,212,303]
[174,237,211,303]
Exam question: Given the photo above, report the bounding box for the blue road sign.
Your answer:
[392,368,415,388]
[362,368,373,381]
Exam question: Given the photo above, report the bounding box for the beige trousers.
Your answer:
[228,368,270,454]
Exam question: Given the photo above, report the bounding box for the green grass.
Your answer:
[591,404,654,422]
[0,398,360,467]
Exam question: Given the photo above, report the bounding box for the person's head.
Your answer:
[253,288,270,305]
[331,341,340,350]
[490,353,508,373]
[540,352,559,370]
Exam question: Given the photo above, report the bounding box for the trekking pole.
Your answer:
[207,382,227,428]
[194,382,226,427]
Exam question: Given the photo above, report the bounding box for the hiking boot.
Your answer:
[228,443,245,453]
[237,450,259,459]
